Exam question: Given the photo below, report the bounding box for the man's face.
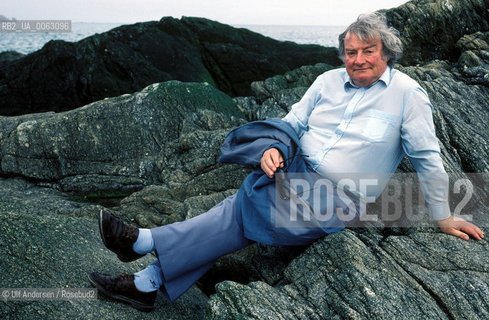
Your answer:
[344,32,388,87]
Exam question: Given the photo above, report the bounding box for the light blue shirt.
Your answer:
[283,67,450,220]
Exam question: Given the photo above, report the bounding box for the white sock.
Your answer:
[132,228,155,255]
[134,263,162,293]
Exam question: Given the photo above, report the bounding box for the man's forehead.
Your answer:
[345,32,382,48]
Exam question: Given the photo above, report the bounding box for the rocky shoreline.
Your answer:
[0,17,341,116]
[1,0,489,319]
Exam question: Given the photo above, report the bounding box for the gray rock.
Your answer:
[398,63,489,173]
[183,190,239,220]
[207,280,322,320]
[0,81,245,195]
[380,229,489,319]
[209,228,489,319]
[454,32,489,86]
[2,0,489,318]
[236,63,335,121]
[0,178,208,319]
[2,51,488,318]
[250,63,335,103]
[115,185,188,228]
[0,177,102,217]
[0,50,25,68]
[204,2,489,318]
[0,17,341,116]
[384,0,489,65]
[457,49,489,86]
[457,31,489,52]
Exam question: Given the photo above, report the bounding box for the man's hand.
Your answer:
[437,216,484,240]
[260,148,284,178]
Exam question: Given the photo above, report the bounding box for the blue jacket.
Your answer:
[219,119,345,246]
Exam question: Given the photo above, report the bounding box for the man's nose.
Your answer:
[355,53,366,64]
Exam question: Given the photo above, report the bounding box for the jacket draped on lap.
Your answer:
[219,118,348,246]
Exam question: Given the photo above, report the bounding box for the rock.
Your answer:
[204,2,489,318]
[113,187,241,229]
[0,17,341,116]
[207,280,321,320]
[397,62,489,173]
[210,226,489,319]
[0,15,14,21]
[2,0,489,318]
[455,32,489,87]
[0,178,208,319]
[0,50,25,68]
[0,81,246,195]
[456,31,489,52]
[115,185,188,228]
[198,243,305,298]
[181,17,341,97]
[183,189,239,220]
[384,0,489,65]
[0,177,101,218]
[250,63,335,103]
[236,63,335,121]
[2,49,488,319]
[3,31,488,317]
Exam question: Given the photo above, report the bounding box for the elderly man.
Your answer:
[89,12,484,311]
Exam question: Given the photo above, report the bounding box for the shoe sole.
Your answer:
[98,210,108,249]
[88,274,154,312]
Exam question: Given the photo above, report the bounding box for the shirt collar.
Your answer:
[344,66,392,90]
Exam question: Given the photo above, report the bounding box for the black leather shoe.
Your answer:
[88,272,156,312]
[98,209,145,262]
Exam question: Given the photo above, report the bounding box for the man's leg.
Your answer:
[151,194,252,301]
[131,259,215,302]
[88,272,157,312]
[90,194,252,308]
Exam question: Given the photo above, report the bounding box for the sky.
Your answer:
[2,0,410,26]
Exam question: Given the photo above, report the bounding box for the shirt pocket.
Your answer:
[361,109,398,143]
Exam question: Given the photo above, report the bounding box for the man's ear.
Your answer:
[381,47,390,63]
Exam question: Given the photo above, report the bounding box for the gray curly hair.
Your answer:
[338,12,403,67]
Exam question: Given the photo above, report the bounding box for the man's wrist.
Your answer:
[430,203,451,221]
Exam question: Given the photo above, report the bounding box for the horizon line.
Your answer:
[69,20,348,28]
[1,15,347,28]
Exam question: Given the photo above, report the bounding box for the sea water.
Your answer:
[0,22,344,54]
[0,22,123,54]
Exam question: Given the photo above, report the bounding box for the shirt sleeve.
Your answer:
[400,86,451,221]
[282,75,324,138]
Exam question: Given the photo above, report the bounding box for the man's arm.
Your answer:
[401,87,484,240]
[282,75,324,138]
[262,75,324,177]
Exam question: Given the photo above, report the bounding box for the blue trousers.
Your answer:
[150,194,252,301]
[149,188,362,301]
